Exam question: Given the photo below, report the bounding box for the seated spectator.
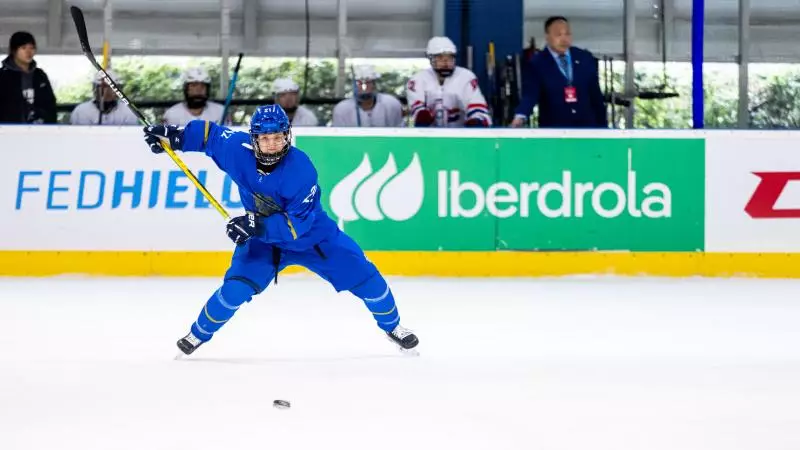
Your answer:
[70,70,138,125]
[272,78,318,126]
[511,16,607,128]
[163,67,224,125]
[332,65,404,127]
[0,31,56,124]
[406,36,491,128]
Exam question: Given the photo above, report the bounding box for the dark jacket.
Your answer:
[515,46,607,128]
[0,56,57,124]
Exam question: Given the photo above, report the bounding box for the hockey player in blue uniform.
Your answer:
[142,104,419,355]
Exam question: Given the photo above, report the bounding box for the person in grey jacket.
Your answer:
[0,31,56,124]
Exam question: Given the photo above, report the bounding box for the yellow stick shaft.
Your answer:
[159,140,231,221]
[102,41,110,69]
[72,8,230,222]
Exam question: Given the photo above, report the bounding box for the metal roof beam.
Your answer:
[47,0,63,48]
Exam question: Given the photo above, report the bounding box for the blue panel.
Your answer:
[444,0,524,123]
[692,0,705,129]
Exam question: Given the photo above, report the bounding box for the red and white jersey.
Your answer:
[406,67,491,127]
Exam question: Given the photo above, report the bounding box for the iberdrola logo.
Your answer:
[330,153,424,229]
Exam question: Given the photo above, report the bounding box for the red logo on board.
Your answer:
[745,172,800,218]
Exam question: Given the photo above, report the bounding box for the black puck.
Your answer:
[273,399,290,409]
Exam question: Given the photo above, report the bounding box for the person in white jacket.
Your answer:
[70,70,138,126]
[406,36,492,128]
[332,65,404,127]
[272,78,318,126]
[163,67,224,126]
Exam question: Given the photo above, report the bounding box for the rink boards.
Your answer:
[2,126,800,277]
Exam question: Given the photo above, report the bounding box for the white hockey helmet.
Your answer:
[426,36,457,56]
[352,64,379,81]
[182,66,211,85]
[272,78,300,95]
[93,69,120,85]
[182,66,211,108]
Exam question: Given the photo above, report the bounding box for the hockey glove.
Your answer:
[414,109,435,127]
[143,125,184,153]
[226,212,263,246]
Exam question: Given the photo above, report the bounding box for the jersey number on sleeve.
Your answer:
[303,185,318,204]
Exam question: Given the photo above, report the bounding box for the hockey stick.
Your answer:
[350,65,361,127]
[220,52,244,125]
[97,41,110,125]
[69,6,231,221]
[487,41,496,120]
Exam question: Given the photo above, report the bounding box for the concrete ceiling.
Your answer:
[0,0,797,63]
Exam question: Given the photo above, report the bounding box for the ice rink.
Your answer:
[2,275,800,450]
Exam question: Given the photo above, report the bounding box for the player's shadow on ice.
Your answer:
[179,353,415,365]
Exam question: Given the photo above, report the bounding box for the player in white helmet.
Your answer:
[332,65,404,127]
[163,66,224,126]
[406,36,492,128]
[70,69,138,125]
[272,78,318,126]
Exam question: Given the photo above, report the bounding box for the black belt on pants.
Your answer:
[271,244,326,285]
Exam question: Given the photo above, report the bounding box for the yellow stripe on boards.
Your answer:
[2,251,800,278]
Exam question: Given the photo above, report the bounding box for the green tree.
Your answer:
[750,70,800,128]
[632,71,690,129]
[55,57,416,125]
[57,58,800,129]
[703,79,738,128]
[596,67,689,129]
[628,65,737,129]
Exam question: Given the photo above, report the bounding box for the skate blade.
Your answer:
[386,335,420,357]
[398,347,420,357]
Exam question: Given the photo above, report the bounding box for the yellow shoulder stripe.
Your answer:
[284,213,298,240]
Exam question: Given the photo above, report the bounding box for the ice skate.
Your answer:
[386,325,419,351]
[176,331,205,356]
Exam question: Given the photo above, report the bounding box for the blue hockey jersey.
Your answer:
[181,120,338,252]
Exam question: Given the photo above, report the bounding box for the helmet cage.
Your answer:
[251,129,292,166]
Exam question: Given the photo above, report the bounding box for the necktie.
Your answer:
[558,54,571,84]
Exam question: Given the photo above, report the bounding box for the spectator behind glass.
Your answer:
[511,17,607,128]
[332,65,404,127]
[271,78,318,126]
[406,36,492,128]
[163,67,224,126]
[70,70,139,125]
[0,31,57,124]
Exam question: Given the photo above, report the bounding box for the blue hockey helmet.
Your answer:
[249,104,292,165]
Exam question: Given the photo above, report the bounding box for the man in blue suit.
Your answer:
[511,16,608,128]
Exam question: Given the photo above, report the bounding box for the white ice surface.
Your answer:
[2,275,800,450]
